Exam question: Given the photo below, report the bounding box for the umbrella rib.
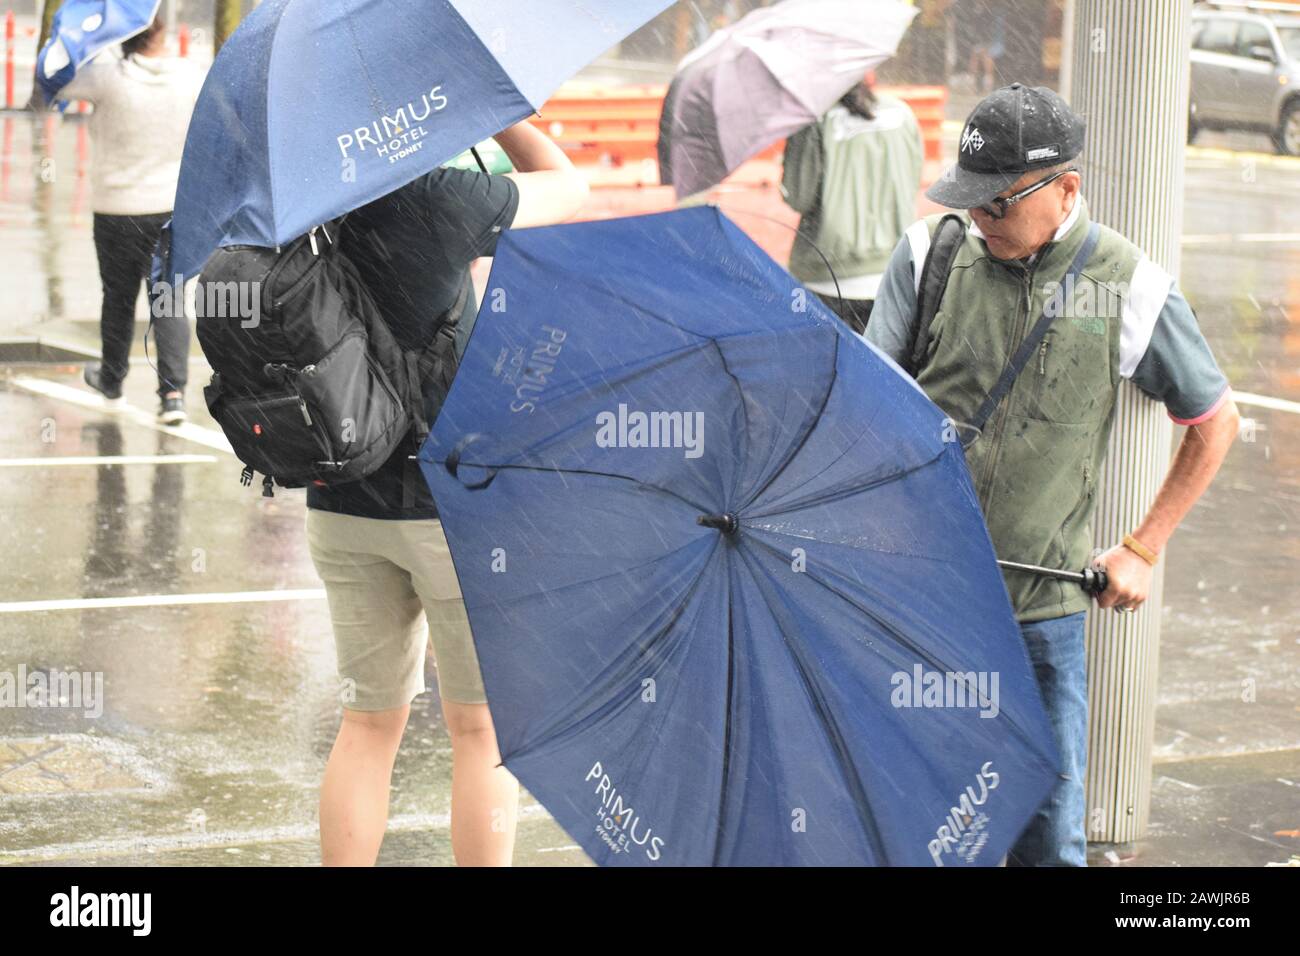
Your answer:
[508,237,775,344]
[746,522,957,568]
[710,542,738,868]
[709,240,840,513]
[699,334,751,508]
[739,381,902,515]
[743,443,948,521]
[441,459,715,516]
[469,535,707,624]
[741,534,1059,760]
[497,537,725,766]
[730,542,891,863]
[743,534,973,676]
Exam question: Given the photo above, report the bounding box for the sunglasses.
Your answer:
[976,168,1077,220]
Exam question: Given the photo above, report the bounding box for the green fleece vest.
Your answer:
[914,201,1142,622]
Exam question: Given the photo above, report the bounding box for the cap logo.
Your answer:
[1026,145,1060,162]
[960,125,985,153]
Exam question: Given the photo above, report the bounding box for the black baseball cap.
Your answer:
[926,83,1086,209]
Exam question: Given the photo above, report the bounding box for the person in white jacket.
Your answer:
[60,17,202,423]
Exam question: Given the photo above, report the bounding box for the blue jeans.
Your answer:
[1007,611,1089,867]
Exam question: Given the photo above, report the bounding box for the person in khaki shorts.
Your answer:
[307,120,588,866]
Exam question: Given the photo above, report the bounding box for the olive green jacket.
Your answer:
[782,96,923,284]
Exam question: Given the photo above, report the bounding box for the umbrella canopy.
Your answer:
[162,0,671,281]
[419,206,1060,866]
[34,0,162,106]
[658,0,916,199]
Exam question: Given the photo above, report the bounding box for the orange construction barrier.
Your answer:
[532,82,949,185]
[4,10,14,110]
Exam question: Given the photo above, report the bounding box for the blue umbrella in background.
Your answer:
[420,206,1061,866]
[160,0,672,281]
[34,0,162,106]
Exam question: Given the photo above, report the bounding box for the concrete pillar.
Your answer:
[1069,0,1190,844]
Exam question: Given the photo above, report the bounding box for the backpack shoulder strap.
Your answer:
[906,213,966,377]
[405,275,469,424]
[400,273,473,508]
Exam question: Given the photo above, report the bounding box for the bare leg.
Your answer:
[442,700,519,866]
[320,705,410,866]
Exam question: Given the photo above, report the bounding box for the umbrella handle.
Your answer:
[444,433,498,490]
[1081,566,1109,596]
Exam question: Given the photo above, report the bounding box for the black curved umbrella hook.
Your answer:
[444,433,498,490]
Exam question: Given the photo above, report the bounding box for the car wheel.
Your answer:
[1274,100,1300,156]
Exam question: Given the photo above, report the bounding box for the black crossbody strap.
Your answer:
[965,222,1101,443]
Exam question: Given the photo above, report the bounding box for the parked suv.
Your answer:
[1190,3,1300,155]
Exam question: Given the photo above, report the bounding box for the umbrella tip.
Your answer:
[697,512,739,535]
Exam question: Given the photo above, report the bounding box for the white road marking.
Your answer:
[1233,391,1300,415]
[9,375,233,454]
[1185,145,1300,168]
[0,454,217,467]
[0,589,327,615]
[0,804,556,864]
[1182,233,1300,244]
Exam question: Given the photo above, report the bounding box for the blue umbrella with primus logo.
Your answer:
[160,0,672,282]
[419,206,1062,866]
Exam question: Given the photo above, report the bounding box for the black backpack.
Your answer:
[195,221,465,497]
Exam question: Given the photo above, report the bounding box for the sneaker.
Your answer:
[158,392,187,425]
[83,363,124,406]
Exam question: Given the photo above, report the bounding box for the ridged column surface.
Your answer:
[1069,0,1190,844]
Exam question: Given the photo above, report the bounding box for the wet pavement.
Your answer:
[0,106,1297,866]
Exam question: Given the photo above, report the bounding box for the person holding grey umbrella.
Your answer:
[781,77,922,334]
[866,84,1239,866]
[658,0,917,200]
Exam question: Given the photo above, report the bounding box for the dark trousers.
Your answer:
[92,212,189,398]
[815,292,874,336]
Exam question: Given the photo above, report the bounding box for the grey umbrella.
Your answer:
[658,0,917,199]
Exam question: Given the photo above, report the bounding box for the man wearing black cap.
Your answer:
[866,84,1239,866]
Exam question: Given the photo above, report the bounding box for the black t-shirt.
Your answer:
[306,167,520,520]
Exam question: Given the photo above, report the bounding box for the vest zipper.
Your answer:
[1039,339,1048,375]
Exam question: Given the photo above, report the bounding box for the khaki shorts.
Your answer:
[306,509,486,709]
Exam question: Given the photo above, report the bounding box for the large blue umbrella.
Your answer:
[419,207,1061,866]
[162,0,671,280]
[34,0,162,106]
